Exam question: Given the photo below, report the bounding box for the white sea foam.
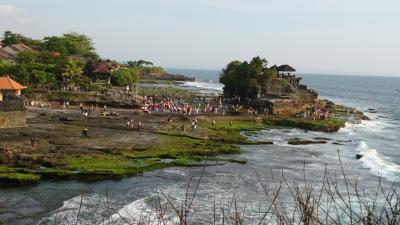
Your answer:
[107,197,178,225]
[360,118,396,132]
[357,141,400,182]
[340,116,394,137]
[181,81,223,91]
[338,122,361,135]
[162,167,188,177]
[37,194,106,225]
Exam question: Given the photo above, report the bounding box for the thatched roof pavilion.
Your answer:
[277,64,296,72]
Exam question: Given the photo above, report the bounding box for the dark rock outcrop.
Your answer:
[288,138,327,145]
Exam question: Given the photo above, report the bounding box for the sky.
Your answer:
[0,0,399,76]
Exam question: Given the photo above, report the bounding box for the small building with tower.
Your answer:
[0,76,27,128]
[253,65,318,115]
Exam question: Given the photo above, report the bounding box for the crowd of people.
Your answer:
[26,94,337,123]
[22,90,341,142]
[140,94,248,116]
[300,106,333,120]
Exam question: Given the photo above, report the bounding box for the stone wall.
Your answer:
[270,98,316,116]
[253,75,320,116]
[0,111,26,128]
[296,89,318,104]
[0,99,25,111]
[264,78,294,96]
[270,99,301,115]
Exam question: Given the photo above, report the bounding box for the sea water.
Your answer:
[1,70,399,224]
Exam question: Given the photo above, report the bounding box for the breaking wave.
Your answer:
[356,141,400,182]
[181,81,223,91]
[106,197,179,225]
[37,194,107,225]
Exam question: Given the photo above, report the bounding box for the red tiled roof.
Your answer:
[0,76,27,90]
[0,44,34,61]
[12,44,34,52]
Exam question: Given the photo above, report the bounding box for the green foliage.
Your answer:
[141,66,165,75]
[65,155,141,175]
[89,84,101,93]
[0,170,41,185]
[15,51,38,64]
[127,60,164,76]
[62,59,83,80]
[1,55,58,87]
[12,64,29,84]
[265,117,346,132]
[72,75,90,88]
[2,31,18,46]
[31,70,56,87]
[262,67,278,81]
[103,82,113,90]
[0,60,15,75]
[2,31,42,48]
[0,32,164,94]
[127,60,153,67]
[42,32,99,60]
[22,86,34,98]
[288,138,327,145]
[112,67,140,87]
[220,56,280,98]
[0,32,104,90]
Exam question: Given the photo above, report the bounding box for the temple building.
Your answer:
[0,76,27,128]
[253,65,318,115]
[92,61,115,84]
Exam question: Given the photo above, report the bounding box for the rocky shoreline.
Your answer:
[141,72,195,82]
[0,81,368,186]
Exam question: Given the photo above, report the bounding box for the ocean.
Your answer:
[1,69,399,224]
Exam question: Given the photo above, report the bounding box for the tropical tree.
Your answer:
[127,60,153,67]
[112,67,140,91]
[0,60,15,75]
[16,51,38,64]
[2,31,42,49]
[2,31,18,46]
[13,64,30,84]
[220,56,275,99]
[83,60,95,81]
[62,59,83,81]
[42,33,99,60]
[31,70,56,89]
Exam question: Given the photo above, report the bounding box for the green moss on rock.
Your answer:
[265,117,345,132]
[0,172,41,186]
[288,138,327,145]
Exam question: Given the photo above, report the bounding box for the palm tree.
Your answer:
[62,59,83,90]
[62,59,83,81]
[129,60,154,67]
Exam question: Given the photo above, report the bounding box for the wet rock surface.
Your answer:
[288,138,328,145]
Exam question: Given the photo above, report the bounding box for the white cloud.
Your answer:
[0,4,36,25]
[0,4,22,17]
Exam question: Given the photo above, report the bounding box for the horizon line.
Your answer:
[164,67,400,78]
